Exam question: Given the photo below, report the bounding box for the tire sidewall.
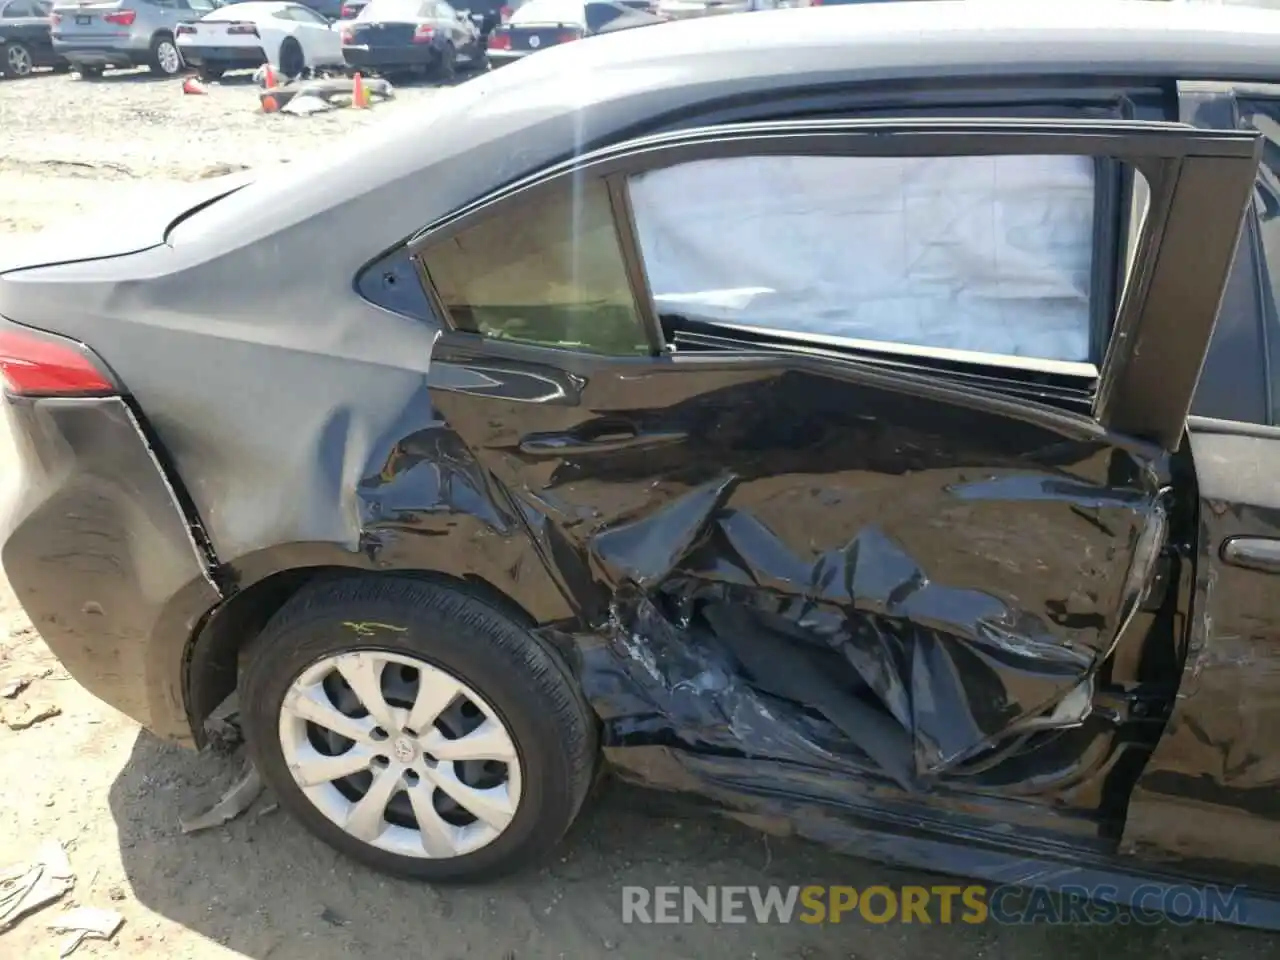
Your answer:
[279,38,304,79]
[240,589,582,880]
[5,42,32,77]
[152,33,182,75]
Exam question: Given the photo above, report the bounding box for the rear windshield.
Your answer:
[203,4,271,20]
[359,0,427,17]
[508,0,583,23]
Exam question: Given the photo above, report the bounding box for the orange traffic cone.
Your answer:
[263,62,277,89]
[352,71,367,109]
[182,75,206,95]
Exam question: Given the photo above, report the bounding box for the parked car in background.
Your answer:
[50,0,215,77]
[485,0,656,66]
[296,0,343,19]
[176,0,343,79]
[16,0,1280,929]
[340,0,481,79]
[653,0,744,18]
[0,0,65,77]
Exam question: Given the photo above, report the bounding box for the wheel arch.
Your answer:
[183,554,559,747]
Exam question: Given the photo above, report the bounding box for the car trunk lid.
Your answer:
[345,20,419,44]
[0,172,255,276]
[506,21,581,48]
[52,0,132,39]
[176,19,262,43]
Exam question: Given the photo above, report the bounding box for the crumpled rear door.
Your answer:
[422,118,1262,791]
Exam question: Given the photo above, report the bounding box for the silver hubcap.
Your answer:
[7,45,30,75]
[278,650,522,859]
[157,41,180,74]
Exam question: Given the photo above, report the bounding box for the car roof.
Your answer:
[168,0,1280,266]
[204,0,293,14]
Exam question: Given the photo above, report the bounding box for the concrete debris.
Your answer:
[178,759,263,834]
[1,675,30,699]
[2,701,61,730]
[0,841,75,933]
[259,76,395,113]
[47,907,124,957]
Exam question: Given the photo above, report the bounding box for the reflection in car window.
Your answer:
[629,154,1100,364]
[1238,98,1280,425]
[3,0,34,16]
[509,0,585,24]
[421,179,650,356]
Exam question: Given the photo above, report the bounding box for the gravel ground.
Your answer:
[0,63,1278,960]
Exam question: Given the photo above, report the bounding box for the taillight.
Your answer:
[103,8,135,24]
[50,11,61,23]
[486,30,509,49]
[499,4,511,20]
[412,22,433,42]
[226,21,258,34]
[175,22,196,34]
[0,328,114,397]
[557,29,578,42]
[340,25,354,42]
[339,3,354,13]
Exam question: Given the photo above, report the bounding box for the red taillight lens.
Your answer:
[486,30,509,49]
[103,8,135,24]
[340,26,354,42]
[412,23,433,42]
[0,329,113,397]
[339,3,354,13]
[499,4,511,20]
[175,22,195,34]
[226,21,258,35]
[50,11,61,23]
[557,30,578,42]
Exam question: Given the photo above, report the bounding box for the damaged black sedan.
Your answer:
[5,0,1280,926]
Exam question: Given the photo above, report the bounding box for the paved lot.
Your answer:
[0,64,1277,960]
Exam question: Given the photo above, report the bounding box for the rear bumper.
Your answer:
[485,48,529,66]
[342,44,439,69]
[51,35,151,66]
[177,44,267,69]
[0,391,220,745]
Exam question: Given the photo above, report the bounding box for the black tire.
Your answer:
[278,37,305,80]
[239,575,598,882]
[76,64,103,80]
[2,42,33,78]
[198,64,224,81]
[435,41,455,82]
[148,32,182,76]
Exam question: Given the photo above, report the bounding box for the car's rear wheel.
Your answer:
[3,42,33,78]
[148,33,182,76]
[278,37,305,80]
[239,575,597,881]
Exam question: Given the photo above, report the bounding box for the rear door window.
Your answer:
[3,1,35,15]
[628,153,1100,368]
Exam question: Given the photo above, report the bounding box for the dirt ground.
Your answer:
[0,64,1278,960]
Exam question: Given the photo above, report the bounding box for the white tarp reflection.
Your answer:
[629,154,1097,362]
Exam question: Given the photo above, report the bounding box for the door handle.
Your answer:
[518,427,687,457]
